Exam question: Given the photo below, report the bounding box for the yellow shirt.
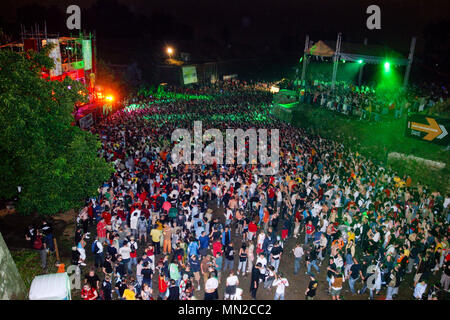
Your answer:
[123,289,136,300]
[347,232,355,243]
[403,249,410,257]
[151,228,162,242]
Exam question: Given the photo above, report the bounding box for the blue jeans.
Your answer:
[307,260,319,275]
[294,257,302,274]
[359,283,374,299]
[122,258,131,274]
[136,275,143,286]
[272,259,280,273]
[45,234,54,252]
[274,292,285,300]
[224,259,234,271]
[349,276,359,294]
[130,257,137,270]
[95,252,104,268]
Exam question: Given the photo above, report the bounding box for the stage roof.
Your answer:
[305,40,409,65]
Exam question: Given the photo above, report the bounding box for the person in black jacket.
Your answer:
[250,263,262,299]
[167,279,180,300]
[101,275,112,300]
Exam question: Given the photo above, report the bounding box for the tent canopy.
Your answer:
[305,40,409,65]
[306,40,334,57]
[29,273,71,300]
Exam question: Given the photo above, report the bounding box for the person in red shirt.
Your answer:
[305,220,315,244]
[81,284,98,300]
[248,220,258,241]
[158,274,169,300]
[97,218,107,243]
[212,239,223,258]
[268,186,276,207]
[102,210,112,225]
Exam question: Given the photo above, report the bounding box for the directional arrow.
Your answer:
[437,124,448,139]
[410,117,443,141]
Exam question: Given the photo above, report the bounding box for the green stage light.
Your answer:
[384,61,391,72]
[342,59,346,63]
[357,59,363,64]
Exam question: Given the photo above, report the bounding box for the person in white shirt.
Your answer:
[293,243,304,274]
[204,274,219,300]
[224,270,239,300]
[413,280,427,299]
[130,210,140,238]
[119,240,132,274]
[256,253,267,276]
[272,273,289,300]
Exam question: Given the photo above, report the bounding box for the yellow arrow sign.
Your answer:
[410,117,443,141]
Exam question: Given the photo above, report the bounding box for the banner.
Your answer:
[46,39,62,77]
[82,40,92,71]
[182,66,198,85]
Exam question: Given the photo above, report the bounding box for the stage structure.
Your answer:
[16,24,97,90]
[298,34,416,89]
[0,24,120,128]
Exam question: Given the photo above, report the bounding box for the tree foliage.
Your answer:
[0,46,114,215]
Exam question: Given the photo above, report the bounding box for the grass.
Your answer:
[292,104,449,193]
[11,248,58,295]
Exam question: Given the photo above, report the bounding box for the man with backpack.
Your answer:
[92,237,104,269]
[129,236,139,271]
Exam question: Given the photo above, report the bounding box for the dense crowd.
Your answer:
[283,78,449,121]
[40,79,449,300]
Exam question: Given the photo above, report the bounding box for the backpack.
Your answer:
[33,236,43,250]
[130,242,137,252]
[92,240,99,254]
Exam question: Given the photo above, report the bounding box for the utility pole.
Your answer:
[300,34,309,86]
[358,38,367,86]
[331,33,342,91]
[403,37,416,88]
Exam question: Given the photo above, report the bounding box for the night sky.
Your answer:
[1,0,449,75]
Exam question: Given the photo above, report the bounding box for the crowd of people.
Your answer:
[66,79,449,300]
[281,78,448,121]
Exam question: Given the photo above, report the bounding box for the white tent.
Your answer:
[29,273,71,300]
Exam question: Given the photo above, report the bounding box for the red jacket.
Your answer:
[248,222,258,233]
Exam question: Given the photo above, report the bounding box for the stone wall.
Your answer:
[0,232,26,300]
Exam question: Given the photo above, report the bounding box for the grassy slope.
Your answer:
[291,104,449,194]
